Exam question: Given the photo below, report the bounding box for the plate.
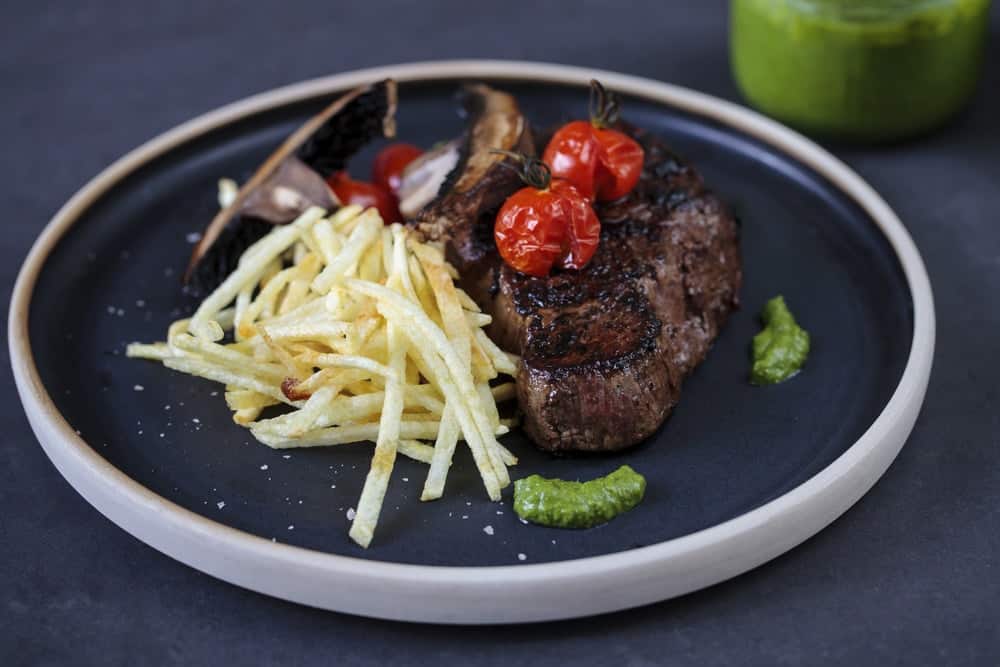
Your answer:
[9,61,934,623]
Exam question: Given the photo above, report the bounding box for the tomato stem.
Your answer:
[589,79,621,129]
[491,150,552,190]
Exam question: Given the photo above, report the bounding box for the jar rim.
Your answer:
[781,0,985,22]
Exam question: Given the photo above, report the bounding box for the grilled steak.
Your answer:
[415,87,742,453]
[488,125,741,452]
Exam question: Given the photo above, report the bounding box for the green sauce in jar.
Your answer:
[730,0,991,141]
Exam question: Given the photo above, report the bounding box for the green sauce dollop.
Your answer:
[751,296,810,385]
[513,465,646,529]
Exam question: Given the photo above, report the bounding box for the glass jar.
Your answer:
[730,0,992,142]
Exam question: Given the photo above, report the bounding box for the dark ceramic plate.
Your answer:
[11,62,933,623]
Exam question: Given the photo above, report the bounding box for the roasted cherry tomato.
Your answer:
[494,156,600,277]
[542,80,644,202]
[326,171,400,223]
[371,143,423,196]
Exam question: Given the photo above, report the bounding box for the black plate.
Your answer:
[30,79,912,566]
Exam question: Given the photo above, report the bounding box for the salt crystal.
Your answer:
[517,553,527,561]
[260,464,268,470]
[287,525,294,530]
[185,232,203,244]
[346,507,356,520]
[217,501,225,509]
[135,299,146,308]
[133,384,144,392]
[483,525,494,536]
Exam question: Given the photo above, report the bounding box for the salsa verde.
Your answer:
[751,295,810,385]
[513,465,646,529]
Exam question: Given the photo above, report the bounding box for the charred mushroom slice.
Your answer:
[186,79,398,289]
[413,84,533,272]
[397,139,461,219]
[239,157,337,223]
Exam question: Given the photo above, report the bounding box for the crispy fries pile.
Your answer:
[127,204,520,547]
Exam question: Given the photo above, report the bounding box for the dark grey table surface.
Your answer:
[3,2,999,665]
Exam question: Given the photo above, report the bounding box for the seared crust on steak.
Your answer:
[480,124,741,452]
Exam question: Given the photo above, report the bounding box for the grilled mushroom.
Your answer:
[397,139,461,219]
[185,79,398,291]
[412,84,533,272]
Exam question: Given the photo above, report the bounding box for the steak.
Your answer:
[416,89,742,453]
[489,125,741,452]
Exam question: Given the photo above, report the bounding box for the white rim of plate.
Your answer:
[9,60,935,624]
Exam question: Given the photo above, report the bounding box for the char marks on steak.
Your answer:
[416,89,742,454]
[489,124,741,452]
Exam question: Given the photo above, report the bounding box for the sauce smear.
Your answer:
[513,465,646,529]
